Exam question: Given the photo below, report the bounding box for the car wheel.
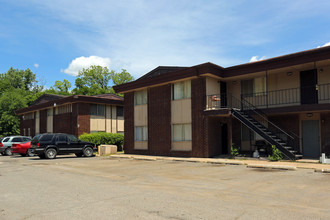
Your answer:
[45,148,57,159]
[26,149,34,157]
[5,148,12,156]
[75,153,83,157]
[83,147,93,157]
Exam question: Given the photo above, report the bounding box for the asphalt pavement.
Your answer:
[0,154,329,220]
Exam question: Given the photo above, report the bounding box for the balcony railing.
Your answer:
[206,83,330,110]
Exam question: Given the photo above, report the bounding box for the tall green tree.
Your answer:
[73,65,113,95]
[0,90,27,135]
[73,65,134,95]
[0,68,40,136]
[49,79,72,95]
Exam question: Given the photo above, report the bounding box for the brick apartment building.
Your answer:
[16,93,124,137]
[114,46,330,159]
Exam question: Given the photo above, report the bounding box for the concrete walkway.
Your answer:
[110,154,330,173]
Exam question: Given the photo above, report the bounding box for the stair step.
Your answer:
[295,154,303,159]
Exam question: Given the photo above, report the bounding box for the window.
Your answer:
[117,106,124,117]
[47,108,53,116]
[241,77,266,97]
[40,134,54,142]
[23,112,34,120]
[67,134,79,143]
[135,90,148,105]
[23,137,31,142]
[3,138,9,142]
[56,104,72,115]
[36,111,40,118]
[135,126,148,141]
[172,124,192,141]
[172,80,191,100]
[12,137,23,142]
[57,135,68,142]
[90,104,105,116]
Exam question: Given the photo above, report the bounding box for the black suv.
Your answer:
[30,133,96,159]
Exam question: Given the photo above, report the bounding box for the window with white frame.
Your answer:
[172,80,191,100]
[135,126,148,141]
[135,89,147,105]
[56,104,72,115]
[90,104,105,116]
[172,124,192,141]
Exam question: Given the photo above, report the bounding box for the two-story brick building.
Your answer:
[114,46,330,159]
[16,93,124,137]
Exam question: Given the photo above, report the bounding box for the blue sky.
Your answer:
[1,0,330,88]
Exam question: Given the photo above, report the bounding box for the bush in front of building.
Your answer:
[79,132,124,151]
[268,145,283,161]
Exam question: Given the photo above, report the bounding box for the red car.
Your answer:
[11,141,34,157]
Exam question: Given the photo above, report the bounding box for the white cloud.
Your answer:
[61,56,111,76]
[249,56,266,63]
[34,63,39,68]
[318,42,330,48]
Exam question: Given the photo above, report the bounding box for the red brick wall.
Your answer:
[123,92,136,154]
[268,114,300,136]
[321,112,330,155]
[40,110,47,133]
[191,77,207,157]
[148,85,172,156]
[53,113,73,135]
[20,117,35,137]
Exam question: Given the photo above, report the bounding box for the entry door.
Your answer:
[220,81,227,107]
[221,124,228,154]
[302,120,320,158]
[300,69,318,104]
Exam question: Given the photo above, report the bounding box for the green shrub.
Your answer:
[268,145,283,161]
[79,132,124,151]
[230,143,240,158]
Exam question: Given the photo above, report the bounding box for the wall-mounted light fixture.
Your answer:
[306,113,313,117]
[232,81,237,85]
[287,71,293,76]
[319,68,324,73]
[54,103,56,107]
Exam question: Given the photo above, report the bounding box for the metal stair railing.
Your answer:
[228,94,301,154]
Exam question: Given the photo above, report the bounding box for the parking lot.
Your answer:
[0,155,330,220]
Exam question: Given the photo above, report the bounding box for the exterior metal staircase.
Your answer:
[229,95,302,160]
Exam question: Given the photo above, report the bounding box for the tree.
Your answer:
[73,65,134,96]
[73,65,114,95]
[0,68,39,135]
[0,90,27,135]
[112,69,134,86]
[49,79,72,95]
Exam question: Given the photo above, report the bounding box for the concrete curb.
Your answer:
[109,154,330,172]
[314,168,330,173]
[247,164,297,170]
